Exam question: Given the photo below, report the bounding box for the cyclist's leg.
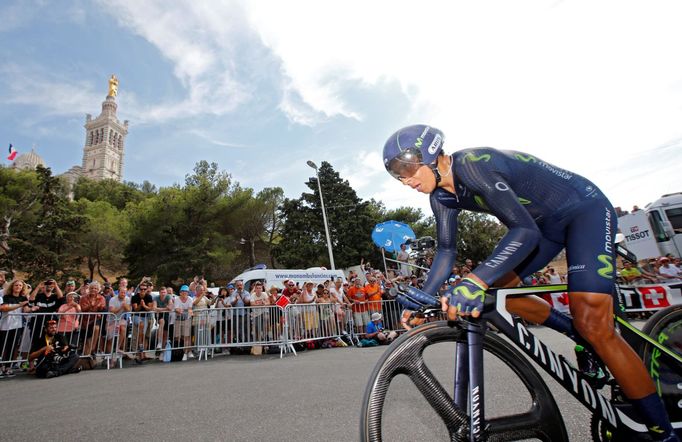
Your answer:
[505,237,572,328]
[566,199,676,439]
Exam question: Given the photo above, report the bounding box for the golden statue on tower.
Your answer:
[108,74,119,97]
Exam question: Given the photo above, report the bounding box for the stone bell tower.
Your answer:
[81,74,128,181]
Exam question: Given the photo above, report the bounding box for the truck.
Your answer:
[645,192,682,257]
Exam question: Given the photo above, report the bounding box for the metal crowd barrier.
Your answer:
[0,299,407,372]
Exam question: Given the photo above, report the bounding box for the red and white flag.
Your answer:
[7,144,17,161]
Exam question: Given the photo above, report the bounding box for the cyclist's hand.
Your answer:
[443,277,487,319]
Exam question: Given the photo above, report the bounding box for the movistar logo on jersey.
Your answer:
[517,197,532,205]
[462,152,491,164]
[597,254,613,279]
[514,153,537,163]
[415,137,423,148]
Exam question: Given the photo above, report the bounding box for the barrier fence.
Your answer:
[0,300,405,372]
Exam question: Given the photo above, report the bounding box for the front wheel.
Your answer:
[359,321,569,441]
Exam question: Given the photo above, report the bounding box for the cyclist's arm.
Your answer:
[421,193,460,295]
[457,166,541,288]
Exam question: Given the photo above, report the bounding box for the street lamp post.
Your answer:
[307,160,335,270]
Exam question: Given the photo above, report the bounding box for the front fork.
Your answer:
[453,320,488,442]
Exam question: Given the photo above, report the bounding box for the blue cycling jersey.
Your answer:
[422,148,616,296]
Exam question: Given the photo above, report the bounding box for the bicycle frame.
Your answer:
[454,284,682,441]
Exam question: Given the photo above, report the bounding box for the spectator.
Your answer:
[56,292,81,347]
[80,280,106,358]
[191,284,213,353]
[249,281,270,342]
[298,281,319,337]
[107,286,130,360]
[316,287,336,336]
[0,270,7,297]
[329,278,351,333]
[364,312,397,346]
[230,280,251,344]
[174,285,194,360]
[62,279,77,297]
[397,243,411,277]
[657,257,682,281]
[348,278,369,335]
[24,279,65,369]
[544,267,564,284]
[620,261,657,285]
[0,279,30,378]
[155,286,174,356]
[364,273,383,317]
[101,282,114,306]
[281,280,300,302]
[28,320,83,378]
[214,287,231,348]
[131,281,156,363]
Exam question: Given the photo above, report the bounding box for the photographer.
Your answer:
[362,312,397,347]
[29,320,83,378]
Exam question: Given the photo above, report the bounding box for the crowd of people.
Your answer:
[1,252,680,379]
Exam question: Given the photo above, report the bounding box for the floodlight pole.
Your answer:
[307,160,335,270]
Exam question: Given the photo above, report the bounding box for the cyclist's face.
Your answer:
[400,165,436,194]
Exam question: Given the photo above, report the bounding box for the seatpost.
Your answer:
[467,320,487,442]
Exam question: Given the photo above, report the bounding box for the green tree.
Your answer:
[0,166,40,263]
[124,161,237,284]
[274,162,378,269]
[73,177,145,210]
[12,166,86,280]
[456,211,507,264]
[77,199,130,281]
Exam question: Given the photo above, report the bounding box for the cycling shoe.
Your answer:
[575,344,608,389]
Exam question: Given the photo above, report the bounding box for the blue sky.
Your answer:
[1,0,681,215]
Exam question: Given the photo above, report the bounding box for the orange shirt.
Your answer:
[348,286,367,313]
[364,283,383,312]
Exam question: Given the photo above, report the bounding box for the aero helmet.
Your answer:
[383,124,445,180]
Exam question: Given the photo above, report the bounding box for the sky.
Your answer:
[1,0,681,216]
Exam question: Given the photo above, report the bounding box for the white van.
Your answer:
[646,192,682,257]
[229,266,346,292]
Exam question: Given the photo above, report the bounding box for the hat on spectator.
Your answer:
[226,283,235,290]
[66,280,76,286]
[371,312,382,321]
[180,285,190,292]
[660,257,670,263]
[305,280,314,286]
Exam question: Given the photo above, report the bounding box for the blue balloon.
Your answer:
[371,221,416,253]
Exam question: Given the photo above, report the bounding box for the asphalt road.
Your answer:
[2,324,625,441]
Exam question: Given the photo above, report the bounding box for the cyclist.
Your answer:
[382,124,678,441]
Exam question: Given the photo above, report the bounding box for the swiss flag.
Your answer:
[275,295,290,309]
[7,144,17,161]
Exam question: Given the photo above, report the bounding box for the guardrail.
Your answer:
[0,300,406,372]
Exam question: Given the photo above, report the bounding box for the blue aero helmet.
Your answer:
[383,124,445,181]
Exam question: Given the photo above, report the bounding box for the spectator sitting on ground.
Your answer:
[363,312,397,346]
[29,320,84,378]
[657,256,682,281]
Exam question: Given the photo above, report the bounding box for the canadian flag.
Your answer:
[7,144,17,161]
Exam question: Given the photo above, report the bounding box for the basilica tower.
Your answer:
[81,75,128,181]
